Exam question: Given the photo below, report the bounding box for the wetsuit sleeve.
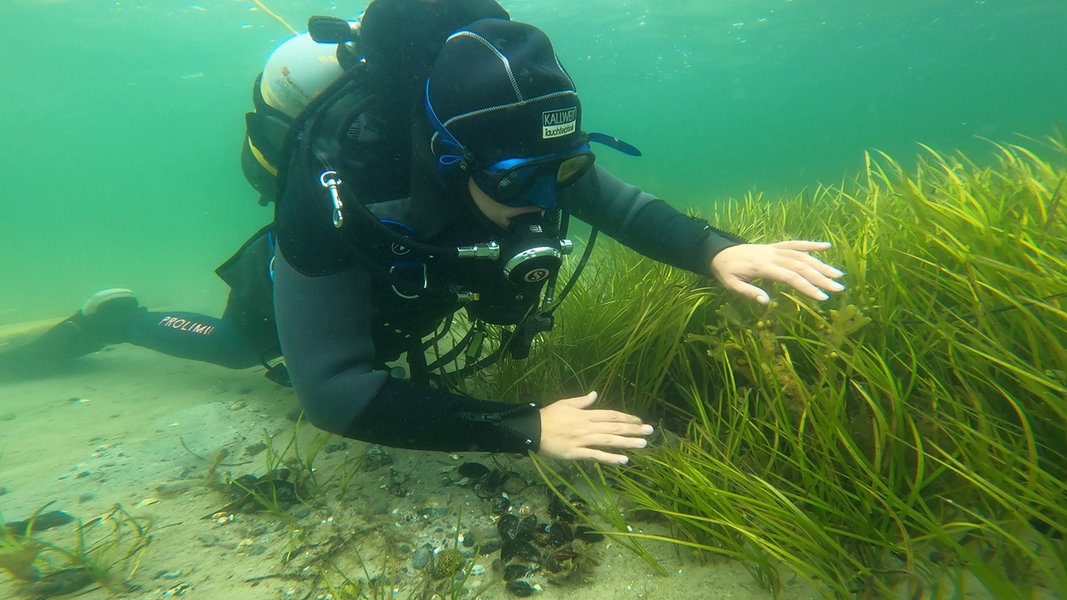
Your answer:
[564,165,746,277]
[271,247,541,453]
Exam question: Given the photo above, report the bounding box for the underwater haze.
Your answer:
[1,0,1065,323]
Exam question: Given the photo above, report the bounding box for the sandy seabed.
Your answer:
[0,343,815,600]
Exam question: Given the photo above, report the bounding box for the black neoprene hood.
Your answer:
[426,18,585,166]
[359,0,511,101]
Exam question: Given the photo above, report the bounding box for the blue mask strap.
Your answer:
[425,79,469,171]
[588,132,642,157]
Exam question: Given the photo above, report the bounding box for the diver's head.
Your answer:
[424,18,595,221]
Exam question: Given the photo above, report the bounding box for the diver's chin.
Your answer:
[507,206,543,218]
[503,206,544,228]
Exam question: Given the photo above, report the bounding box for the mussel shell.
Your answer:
[478,539,502,555]
[497,514,520,542]
[254,478,298,504]
[475,484,500,500]
[543,552,569,573]
[547,493,577,523]
[505,580,535,597]
[500,540,541,564]
[548,522,573,547]
[499,472,528,494]
[502,562,529,581]
[230,474,260,493]
[575,525,605,543]
[4,510,74,536]
[516,515,543,541]
[474,469,505,498]
[20,567,93,598]
[491,495,511,515]
[457,462,491,479]
[481,469,507,490]
[358,444,393,471]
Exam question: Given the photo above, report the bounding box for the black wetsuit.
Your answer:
[269,79,743,454]
[2,75,739,455]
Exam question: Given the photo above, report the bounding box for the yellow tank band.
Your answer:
[248,137,278,176]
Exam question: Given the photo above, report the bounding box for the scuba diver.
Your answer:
[0,0,845,465]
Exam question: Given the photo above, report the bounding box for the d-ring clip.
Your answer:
[319,170,345,228]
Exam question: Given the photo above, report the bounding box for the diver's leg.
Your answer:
[0,289,267,379]
[127,284,279,371]
[0,289,147,376]
[126,311,264,370]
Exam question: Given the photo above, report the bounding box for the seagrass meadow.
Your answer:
[476,133,1067,598]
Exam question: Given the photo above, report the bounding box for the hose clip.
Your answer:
[319,170,344,228]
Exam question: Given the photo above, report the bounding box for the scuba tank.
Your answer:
[241,18,360,206]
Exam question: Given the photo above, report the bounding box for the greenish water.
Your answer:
[1,0,1065,323]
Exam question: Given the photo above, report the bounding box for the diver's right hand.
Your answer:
[709,241,845,304]
[537,391,653,465]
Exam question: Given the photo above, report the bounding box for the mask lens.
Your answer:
[481,149,595,206]
[555,154,594,186]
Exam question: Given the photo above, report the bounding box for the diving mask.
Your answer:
[471,146,595,210]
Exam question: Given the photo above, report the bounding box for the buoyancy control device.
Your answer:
[239,15,627,371]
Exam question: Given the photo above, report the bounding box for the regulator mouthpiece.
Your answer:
[500,213,572,286]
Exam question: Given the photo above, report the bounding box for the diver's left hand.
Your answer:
[710,241,844,304]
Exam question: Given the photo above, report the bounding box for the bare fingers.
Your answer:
[568,447,636,464]
[538,394,655,465]
[569,422,652,464]
[759,242,846,301]
[774,258,846,300]
[566,435,648,464]
[771,240,831,250]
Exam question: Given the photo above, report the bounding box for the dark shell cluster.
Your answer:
[457,461,529,504]
[455,462,605,597]
[206,468,303,517]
